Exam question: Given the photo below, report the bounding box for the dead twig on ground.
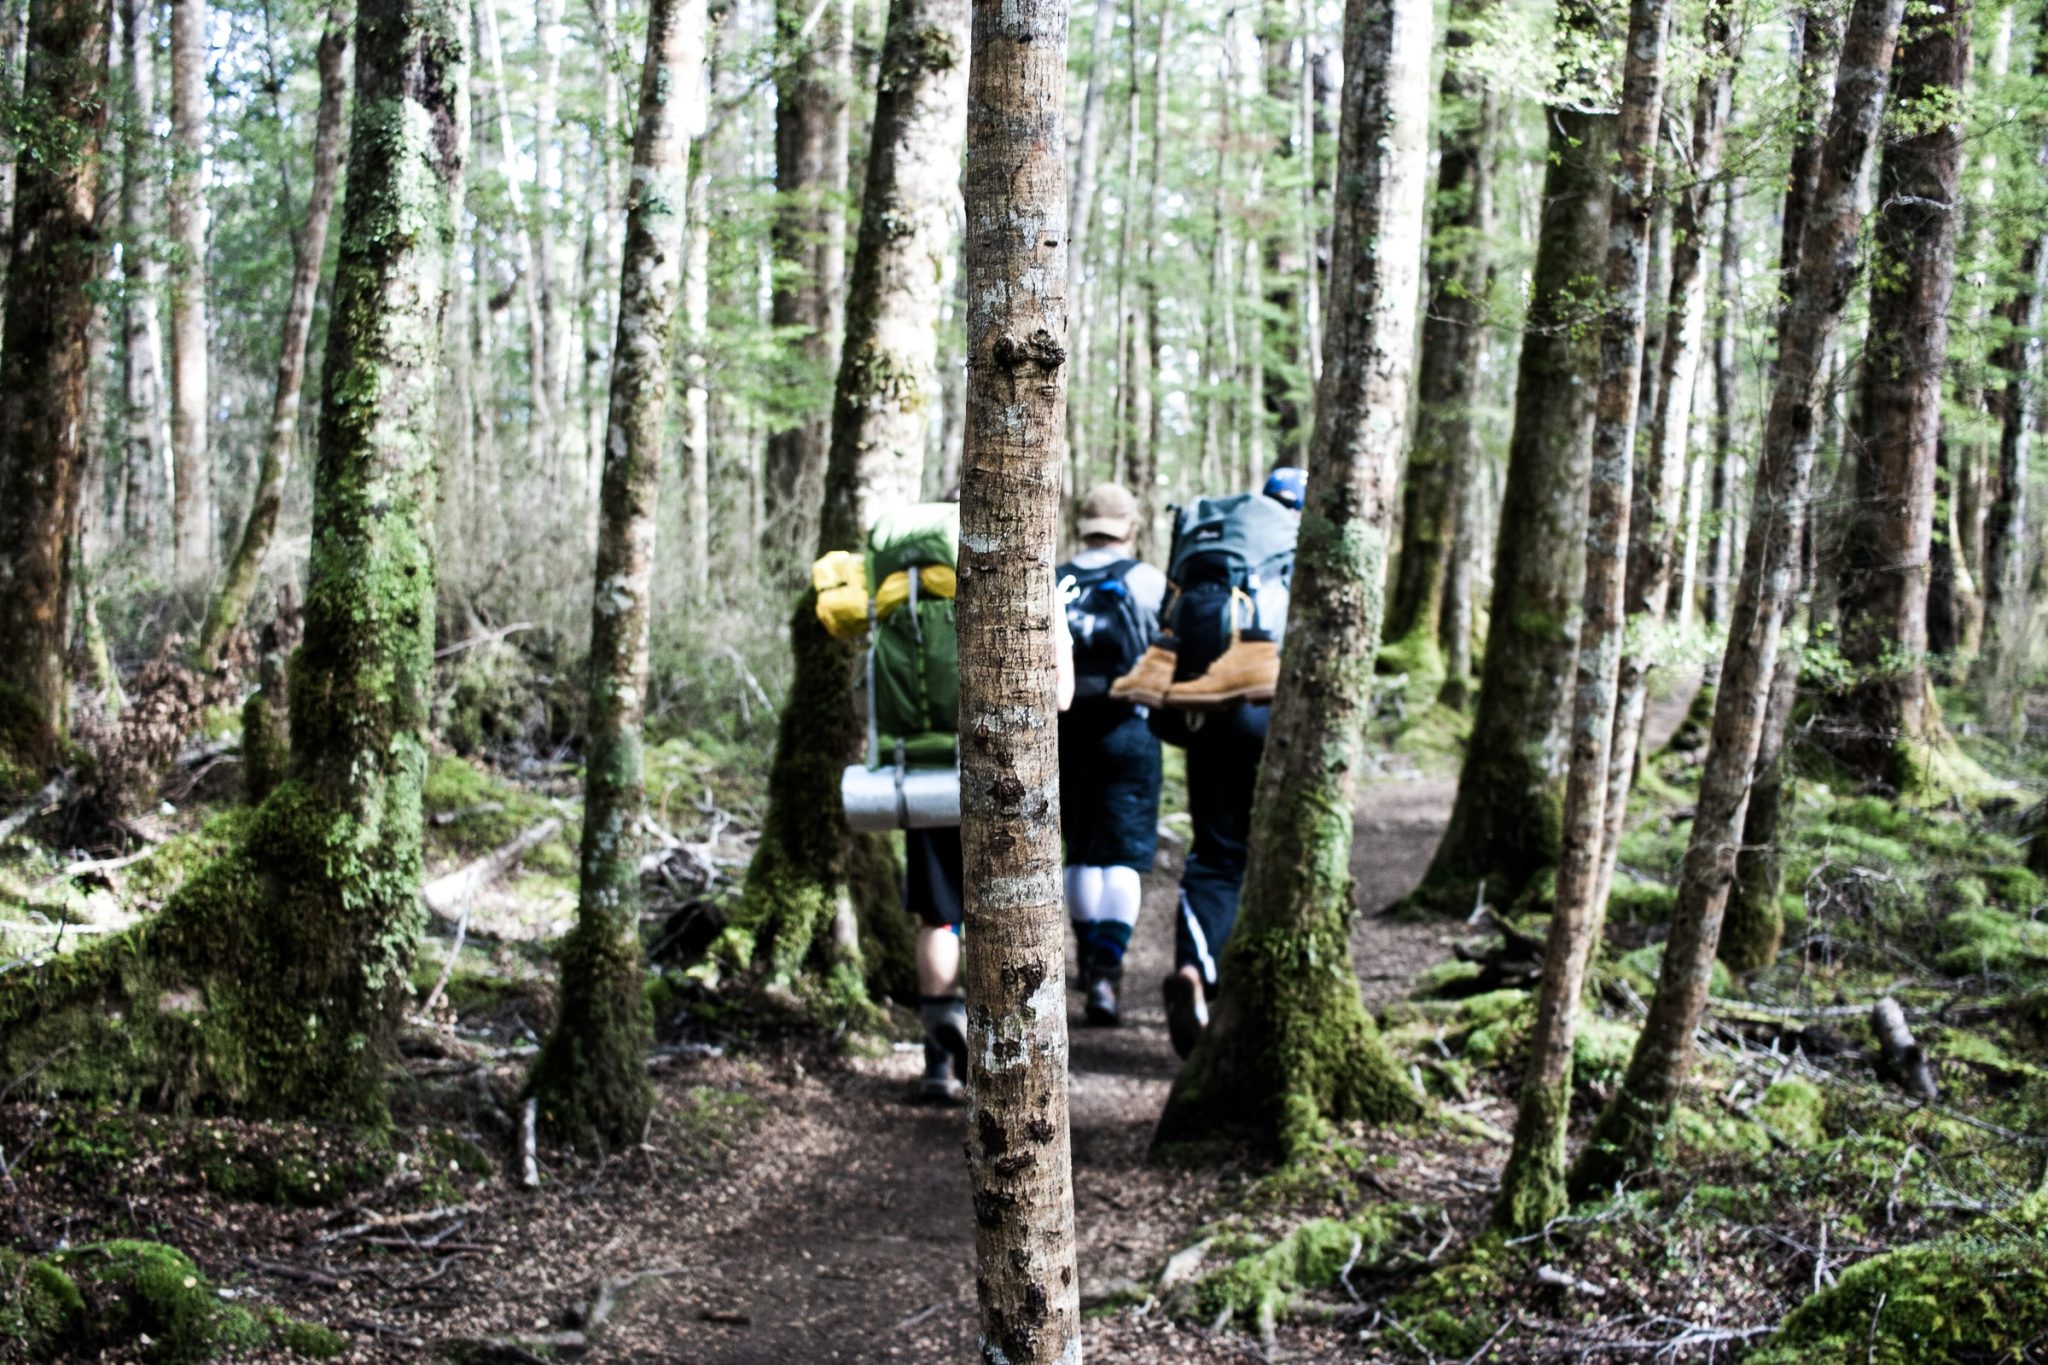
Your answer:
[423,819,562,920]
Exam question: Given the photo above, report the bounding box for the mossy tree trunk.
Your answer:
[1,0,466,1122]
[1153,0,1431,1161]
[1403,0,1614,917]
[1599,0,1739,872]
[728,0,967,992]
[1815,0,1972,795]
[199,3,350,666]
[956,0,1079,1348]
[1495,0,1669,1234]
[0,0,107,776]
[1720,22,1839,974]
[529,0,705,1154]
[1384,0,1495,678]
[1570,0,1903,1196]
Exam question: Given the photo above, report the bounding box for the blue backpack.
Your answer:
[1161,493,1297,683]
[1059,557,1155,702]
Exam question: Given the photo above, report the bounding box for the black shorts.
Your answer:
[905,827,965,928]
[1058,701,1163,870]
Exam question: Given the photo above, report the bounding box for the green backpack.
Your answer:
[864,504,959,767]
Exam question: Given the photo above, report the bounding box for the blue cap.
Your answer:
[1263,466,1307,510]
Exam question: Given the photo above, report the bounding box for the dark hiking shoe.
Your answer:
[1084,974,1121,1027]
[1163,974,1209,1059]
[918,997,969,1104]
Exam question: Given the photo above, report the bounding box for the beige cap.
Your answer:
[1078,482,1140,541]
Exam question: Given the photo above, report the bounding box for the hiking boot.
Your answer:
[1164,637,1280,711]
[1163,973,1209,1060]
[918,998,969,1104]
[1084,973,1121,1027]
[1109,641,1179,708]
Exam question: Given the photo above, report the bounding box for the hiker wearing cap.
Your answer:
[1110,467,1305,1057]
[1056,484,1169,1026]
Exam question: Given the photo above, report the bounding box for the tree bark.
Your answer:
[1153,0,1430,1159]
[199,5,350,665]
[1405,0,1613,916]
[530,0,704,1153]
[475,0,552,481]
[1703,175,1742,627]
[1571,0,1904,1194]
[1133,0,1168,548]
[1258,0,1304,466]
[1064,0,1117,494]
[1496,0,1670,1234]
[1818,0,1972,794]
[681,157,712,591]
[957,0,1079,1349]
[1384,0,1494,671]
[168,0,211,582]
[1598,0,1740,897]
[1719,8,1842,972]
[765,0,852,570]
[0,0,107,773]
[117,0,167,553]
[1981,13,2046,688]
[728,0,968,987]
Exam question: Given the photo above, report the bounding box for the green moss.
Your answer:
[1192,1210,1405,1325]
[1937,906,2048,975]
[0,677,53,788]
[126,808,256,905]
[1754,1077,1827,1147]
[1606,876,1677,924]
[189,1122,390,1207]
[1615,943,1732,1000]
[1385,1239,1512,1358]
[1495,1076,1571,1233]
[2,1241,339,1362]
[1411,959,1484,998]
[1375,627,1445,683]
[1390,700,1473,768]
[1749,1193,2048,1364]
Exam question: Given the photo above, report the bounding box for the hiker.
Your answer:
[1111,467,1304,1057]
[817,496,1073,1103]
[1056,483,1168,1027]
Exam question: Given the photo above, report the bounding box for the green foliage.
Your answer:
[1193,1210,1405,1326]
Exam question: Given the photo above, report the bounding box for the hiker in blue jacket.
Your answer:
[1056,483,1168,1027]
[1112,467,1304,1057]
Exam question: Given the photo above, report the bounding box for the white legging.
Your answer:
[1065,864,1143,928]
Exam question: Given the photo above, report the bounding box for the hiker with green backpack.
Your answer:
[817,497,1074,1102]
[1111,467,1305,1057]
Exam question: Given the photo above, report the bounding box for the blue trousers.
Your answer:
[1174,702,1268,986]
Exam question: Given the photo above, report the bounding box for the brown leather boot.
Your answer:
[1109,640,1179,708]
[1165,637,1281,711]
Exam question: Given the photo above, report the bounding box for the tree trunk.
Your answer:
[1571,0,1904,1194]
[1064,0,1116,495]
[533,0,568,445]
[1495,0,1669,1234]
[1153,0,1430,1159]
[1,0,468,1118]
[764,0,851,570]
[168,0,211,582]
[476,0,552,484]
[0,0,107,774]
[1818,0,1972,794]
[1598,0,1740,894]
[1384,0,1494,672]
[1703,176,1742,627]
[1719,12,1845,972]
[529,0,704,1153]
[1258,0,1304,466]
[681,157,712,592]
[728,0,968,988]
[1404,0,1612,916]
[199,4,350,665]
[0,0,22,295]
[957,0,1079,1350]
[1133,0,1168,547]
[1983,21,2046,683]
[117,0,167,553]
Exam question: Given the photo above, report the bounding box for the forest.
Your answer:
[0,0,2046,1350]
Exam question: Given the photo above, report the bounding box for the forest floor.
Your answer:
[8,675,2048,1363]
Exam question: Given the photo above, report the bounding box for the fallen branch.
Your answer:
[434,621,534,659]
[586,1265,683,1334]
[1870,996,1939,1100]
[422,818,562,919]
[1534,1264,1607,1298]
[521,1097,540,1188]
[417,885,475,1018]
[0,773,77,843]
